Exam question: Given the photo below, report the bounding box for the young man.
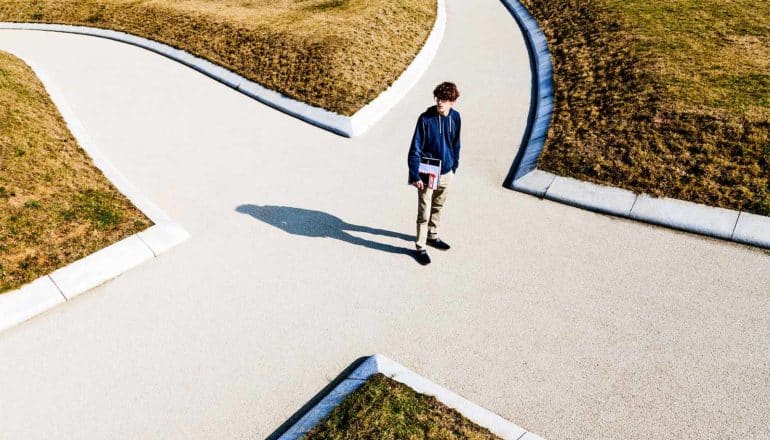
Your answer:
[407,82,461,265]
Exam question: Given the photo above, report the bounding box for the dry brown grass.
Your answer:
[0,50,151,293]
[0,0,436,115]
[520,0,770,215]
[304,373,501,440]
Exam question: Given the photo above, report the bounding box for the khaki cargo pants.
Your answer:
[415,171,453,250]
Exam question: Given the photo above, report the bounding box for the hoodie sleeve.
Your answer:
[407,116,425,184]
[452,113,461,173]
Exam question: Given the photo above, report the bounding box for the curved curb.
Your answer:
[500,0,553,185]
[500,1,770,250]
[276,354,542,440]
[0,0,445,138]
[348,0,446,136]
[0,60,189,334]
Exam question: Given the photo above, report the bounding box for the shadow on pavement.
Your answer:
[236,204,414,256]
[264,356,368,440]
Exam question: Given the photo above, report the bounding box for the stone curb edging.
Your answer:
[0,60,189,334]
[277,354,543,440]
[349,0,446,137]
[0,0,445,138]
[0,222,188,333]
[500,1,770,250]
[27,59,171,224]
[500,0,554,184]
[512,171,770,249]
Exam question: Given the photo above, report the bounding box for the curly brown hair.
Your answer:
[433,82,460,102]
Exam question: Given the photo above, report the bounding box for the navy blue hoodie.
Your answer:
[407,106,462,184]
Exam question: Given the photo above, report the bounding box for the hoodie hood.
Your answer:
[426,105,455,135]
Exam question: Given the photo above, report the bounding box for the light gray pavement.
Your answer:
[0,1,769,438]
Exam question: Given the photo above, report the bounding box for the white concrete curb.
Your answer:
[348,0,446,136]
[513,170,770,250]
[548,175,636,217]
[277,354,539,440]
[501,0,554,183]
[510,169,555,198]
[49,235,154,300]
[0,277,65,333]
[0,59,189,333]
[733,212,770,248]
[0,0,445,138]
[630,194,739,240]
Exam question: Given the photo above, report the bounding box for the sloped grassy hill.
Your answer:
[0,51,151,293]
[522,0,770,215]
[0,0,436,116]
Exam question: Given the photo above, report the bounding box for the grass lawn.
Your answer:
[520,0,770,215]
[0,50,151,293]
[304,373,500,440]
[0,0,436,116]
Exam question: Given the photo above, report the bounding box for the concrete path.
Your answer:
[1,1,769,438]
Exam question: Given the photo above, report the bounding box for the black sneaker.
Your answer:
[415,249,431,265]
[426,237,451,251]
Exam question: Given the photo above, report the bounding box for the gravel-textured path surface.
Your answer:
[1,1,769,438]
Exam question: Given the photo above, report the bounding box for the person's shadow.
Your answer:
[236,204,414,256]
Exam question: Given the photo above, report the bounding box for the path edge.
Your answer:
[500,1,770,250]
[513,170,770,250]
[0,0,445,138]
[275,354,542,440]
[500,0,553,185]
[0,59,189,334]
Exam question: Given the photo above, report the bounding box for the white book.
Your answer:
[418,158,441,190]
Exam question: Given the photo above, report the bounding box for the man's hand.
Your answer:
[411,180,424,190]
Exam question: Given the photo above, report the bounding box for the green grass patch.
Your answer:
[520,0,770,215]
[0,0,436,116]
[0,51,151,293]
[304,373,500,440]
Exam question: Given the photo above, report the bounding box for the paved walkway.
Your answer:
[1,1,769,438]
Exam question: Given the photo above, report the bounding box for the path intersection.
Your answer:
[0,1,768,438]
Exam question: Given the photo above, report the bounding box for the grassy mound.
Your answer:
[521,0,770,215]
[305,373,500,440]
[0,51,151,293]
[0,0,436,116]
